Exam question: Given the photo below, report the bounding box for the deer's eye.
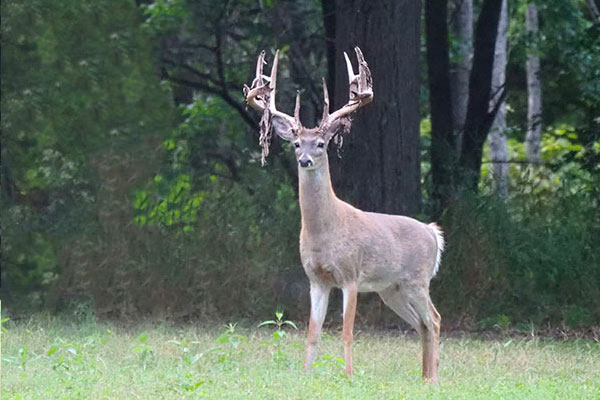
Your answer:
[294,142,300,148]
[317,142,325,148]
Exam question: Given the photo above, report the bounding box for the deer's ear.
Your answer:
[272,115,297,141]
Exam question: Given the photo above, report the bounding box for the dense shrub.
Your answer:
[434,186,600,329]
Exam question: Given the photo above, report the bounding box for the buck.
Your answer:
[243,48,444,383]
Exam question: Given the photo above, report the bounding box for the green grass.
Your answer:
[1,315,599,399]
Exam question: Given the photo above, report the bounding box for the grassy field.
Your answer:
[1,315,599,399]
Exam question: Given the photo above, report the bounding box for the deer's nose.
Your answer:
[299,156,313,168]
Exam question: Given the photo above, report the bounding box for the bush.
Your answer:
[434,186,600,328]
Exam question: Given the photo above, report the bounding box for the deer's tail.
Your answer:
[428,223,445,278]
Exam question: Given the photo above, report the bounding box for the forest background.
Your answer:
[2,0,599,332]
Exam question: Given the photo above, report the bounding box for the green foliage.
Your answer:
[55,294,96,323]
[536,1,600,108]
[132,95,258,231]
[507,0,600,151]
[258,310,299,331]
[481,124,600,196]
[1,317,10,334]
[477,314,512,334]
[212,323,248,368]
[258,311,298,365]
[167,338,203,366]
[133,332,154,367]
[141,0,187,35]
[2,0,173,306]
[466,119,600,328]
[435,187,600,328]
[125,88,302,318]
[312,354,352,378]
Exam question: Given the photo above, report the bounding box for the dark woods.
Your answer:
[2,0,599,330]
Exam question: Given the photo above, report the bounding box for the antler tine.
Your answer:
[344,51,357,85]
[244,50,302,165]
[244,50,270,111]
[294,91,301,124]
[243,50,300,128]
[256,50,266,80]
[268,50,298,127]
[323,46,373,126]
[354,47,373,101]
[268,50,279,91]
[321,77,330,121]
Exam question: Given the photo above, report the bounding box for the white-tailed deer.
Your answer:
[244,48,444,383]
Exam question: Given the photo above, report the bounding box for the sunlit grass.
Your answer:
[1,315,599,399]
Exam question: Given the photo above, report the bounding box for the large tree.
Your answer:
[426,0,456,214]
[458,0,505,190]
[331,0,422,215]
[426,0,505,203]
[489,0,509,199]
[449,0,473,152]
[524,3,542,164]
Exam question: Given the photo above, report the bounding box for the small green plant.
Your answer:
[18,346,28,369]
[132,332,154,368]
[258,311,298,365]
[312,354,347,375]
[177,371,204,393]
[167,338,203,365]
[311,353,365,379]
[211,323,247,368]
[46,344,70,371]
[1,316,10,334]
[1,345,31,370]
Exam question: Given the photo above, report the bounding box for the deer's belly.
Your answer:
[356,261,402,292]
[357,279,390,292]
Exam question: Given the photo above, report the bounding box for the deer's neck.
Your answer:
[298,156,341,234]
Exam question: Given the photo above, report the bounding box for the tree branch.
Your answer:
[161,57,214,82]
[207,150,240,182]
[214,28,227,88]
[164,74,258,131]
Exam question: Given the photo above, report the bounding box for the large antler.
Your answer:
[320,47,373,132]
[244,50,301,164]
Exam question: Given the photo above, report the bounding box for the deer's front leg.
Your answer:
[304,282,330,371]
[342,282,358,376]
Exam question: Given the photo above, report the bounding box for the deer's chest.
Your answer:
[299,235,358,287]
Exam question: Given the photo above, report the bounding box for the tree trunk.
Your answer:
[426,0,456,215]
[449,0,473,154]
[525,3,542,164]
[331,0,422,216]
[489,0,509,199]
[459,0,504,191]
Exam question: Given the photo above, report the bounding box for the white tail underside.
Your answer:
[429,222,445,277]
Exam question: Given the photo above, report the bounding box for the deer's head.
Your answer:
[243,47,373,169]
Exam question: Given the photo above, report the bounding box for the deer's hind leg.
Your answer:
[378,284,441,383]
